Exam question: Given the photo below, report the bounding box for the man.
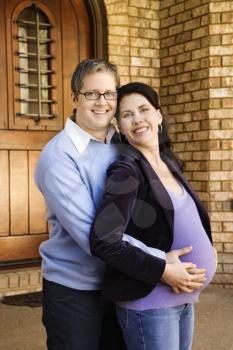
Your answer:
[35,59,206,349]
[35,60,126,349]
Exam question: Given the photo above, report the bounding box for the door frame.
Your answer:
[86,0,108,59]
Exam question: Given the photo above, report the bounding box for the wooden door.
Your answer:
[0,0,91,265]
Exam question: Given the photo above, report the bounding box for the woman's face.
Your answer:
[118,93,162,149]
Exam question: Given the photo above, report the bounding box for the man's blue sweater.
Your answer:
[35,128,120,290]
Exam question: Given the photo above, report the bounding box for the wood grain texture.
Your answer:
[61,0,79,122]
[0,233,48,261]
[0,151,9,236]
[71,0,91,62]
[29,151,47,234]
[10,151,28,235]
[0,130,56,150]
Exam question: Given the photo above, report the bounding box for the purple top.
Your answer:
[117,186,216,310]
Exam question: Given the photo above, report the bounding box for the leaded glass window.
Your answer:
[14,4,56,123]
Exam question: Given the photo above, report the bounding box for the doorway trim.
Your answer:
[85,0,108,59]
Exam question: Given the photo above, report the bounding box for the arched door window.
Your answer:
[14,4,55,124]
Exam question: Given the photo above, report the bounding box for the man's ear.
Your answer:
[71,92,78,108]
[117,121,124,134]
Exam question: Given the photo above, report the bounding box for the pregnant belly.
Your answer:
[116,235,216,311]
[171,233,216,287]
[169,188,217,288]
[116,229,216,311]
[117,192,217,310]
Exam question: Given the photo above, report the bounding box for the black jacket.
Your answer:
[90,146,212,302]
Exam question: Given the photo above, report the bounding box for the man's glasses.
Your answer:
[79,91,118,100]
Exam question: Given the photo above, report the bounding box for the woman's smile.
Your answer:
[133,125,149,135]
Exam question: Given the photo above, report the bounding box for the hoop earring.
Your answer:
[158,123,162,134]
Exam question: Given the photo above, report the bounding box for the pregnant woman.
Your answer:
[90,82,217,350]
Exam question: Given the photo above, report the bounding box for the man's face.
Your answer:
[73,71,117,137]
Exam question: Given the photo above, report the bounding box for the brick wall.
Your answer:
[160,0,210,204]
[105,0,160,88]
[160,0,233,287]
[0,268,41,297]
[104,1,130,84]
[208,1,233,285]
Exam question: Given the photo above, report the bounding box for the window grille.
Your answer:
[14,4,56,123]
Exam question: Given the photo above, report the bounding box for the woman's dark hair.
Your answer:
[116,82,171,153]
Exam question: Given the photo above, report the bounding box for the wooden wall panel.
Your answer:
[10,151,28,235]
[61,0,79,122]
[0,130,57,150]
[0,0,8,129]
[0,151,9,236]
[0,234,48,261]
[29,151,47,234]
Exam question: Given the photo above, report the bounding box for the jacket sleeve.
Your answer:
[89,160,166,286]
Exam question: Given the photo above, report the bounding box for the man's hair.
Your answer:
[71,59,120,98]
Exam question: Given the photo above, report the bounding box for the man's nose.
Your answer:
[95,94,107,104]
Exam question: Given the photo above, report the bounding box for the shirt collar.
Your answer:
[64,117,116,154]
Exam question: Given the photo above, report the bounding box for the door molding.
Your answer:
[85,0,108,59]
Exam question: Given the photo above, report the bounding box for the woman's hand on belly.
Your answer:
[166,246,193,264]
[162,246,207,294]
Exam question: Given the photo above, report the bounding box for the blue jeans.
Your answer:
[116,303,194,350]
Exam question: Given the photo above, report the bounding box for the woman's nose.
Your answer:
[134,113,143,124]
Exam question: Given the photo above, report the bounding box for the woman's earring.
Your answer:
[158,123,163,134]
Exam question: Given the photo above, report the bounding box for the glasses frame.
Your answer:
[79,90,118,100]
